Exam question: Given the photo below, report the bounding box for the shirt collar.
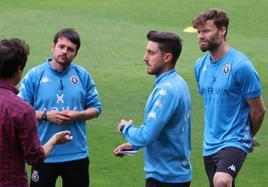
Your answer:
[209,47,232,64]
[0,80,19,94]
[46,58,72,76]
[155,69,176,85]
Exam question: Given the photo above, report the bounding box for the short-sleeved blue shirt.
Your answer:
[194,48,261,156]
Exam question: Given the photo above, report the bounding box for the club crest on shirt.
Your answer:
[223,63,231,74]
[31,170,39,182]
[70,74,79,84]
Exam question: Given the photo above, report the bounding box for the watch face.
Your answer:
[42,111,47,121]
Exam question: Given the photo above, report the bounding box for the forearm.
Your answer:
[247,96,266,137]
[42,130,72,157]
[36,111,43,120]
[42,138,56,158]
[250,108,265,136]
[74,108,100,121]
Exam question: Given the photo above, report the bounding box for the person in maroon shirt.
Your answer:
[0,38,73,187]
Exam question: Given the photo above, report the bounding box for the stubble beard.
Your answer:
[147,66,164,77]
[200,33,222,53]
[200,40,221,52]
[55,56,71,68]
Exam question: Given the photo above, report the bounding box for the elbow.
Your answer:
[262,107,266,117]
[261,98,266,116]
[26,156,44,166]
[29,159,44,166]
[260,105,266,117]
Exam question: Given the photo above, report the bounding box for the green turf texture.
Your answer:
[0,0,267,186]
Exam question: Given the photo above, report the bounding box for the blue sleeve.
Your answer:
[235,61,261,99]
[84,71,102,115]
[18,69,37,105]
[194,55,208,95]
[122,86,179,148]
[194,62,202,95]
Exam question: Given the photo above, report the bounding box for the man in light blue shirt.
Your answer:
[114,30,192,187]
[193,8,265,187]
[19,28,101,187]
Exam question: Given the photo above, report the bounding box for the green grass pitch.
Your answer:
[1,0,267,186]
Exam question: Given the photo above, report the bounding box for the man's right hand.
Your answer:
[43,130,73,158]
[113,142,133,157]
[50,130,73,145]
[47,111,73,125]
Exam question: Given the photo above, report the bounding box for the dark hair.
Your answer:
[192,8,229,38]
[0,38,29,79]
[147,30,182,64]
[53,28,81,51]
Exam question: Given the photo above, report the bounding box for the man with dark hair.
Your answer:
[19,28,102,187]
[192,8,266,187]
[0,38,72,187]
[114,30,192,187]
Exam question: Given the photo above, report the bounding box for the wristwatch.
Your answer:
[41,111,48,121]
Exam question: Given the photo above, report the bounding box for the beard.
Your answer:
[54,55,72,68]
[199,33,222,52]
[146,65,164,77]
[200,40,221,52]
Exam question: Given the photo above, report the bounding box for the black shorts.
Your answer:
[204,146,247,187]
[30,157,89,187]
[146,177,191,187]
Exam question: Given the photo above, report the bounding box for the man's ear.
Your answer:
[51,44,55,52]
[164,52,173,63]
[16,66,22,74]
[19,66,24,72]
[219,26,227,38]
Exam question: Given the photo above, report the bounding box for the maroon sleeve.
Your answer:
[18,106,45,165]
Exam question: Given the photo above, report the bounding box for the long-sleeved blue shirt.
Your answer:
[19,59,101,163]
[122,69,192,183]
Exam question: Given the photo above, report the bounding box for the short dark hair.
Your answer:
[146,30,182,64]
[53,28,81,51]
[0,38,29,79]
[192,8,229,38]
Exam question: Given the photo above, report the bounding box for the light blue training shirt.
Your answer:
[194,48,261,156]
[19,59,102,163]
[122,69,192,183]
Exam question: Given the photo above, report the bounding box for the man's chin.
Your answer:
[199,45,208,52]
[58,61,71,67]
[200,47,208,52]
